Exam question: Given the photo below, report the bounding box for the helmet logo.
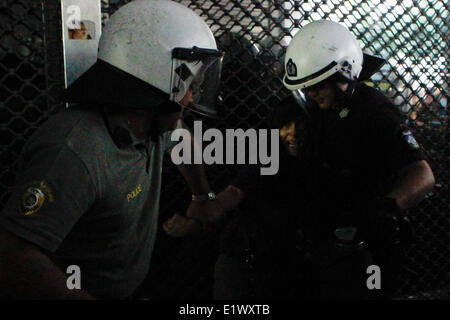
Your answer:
[340,60,353,78]
[286,59,297,77]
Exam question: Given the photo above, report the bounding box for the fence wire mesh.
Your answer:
[0,0,448,299]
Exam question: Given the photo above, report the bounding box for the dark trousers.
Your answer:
[213,249,386,300]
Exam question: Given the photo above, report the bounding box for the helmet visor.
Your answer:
[171,47,223,118]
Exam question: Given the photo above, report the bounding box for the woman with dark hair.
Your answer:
[164,94,313,299]
[211,95,312,299]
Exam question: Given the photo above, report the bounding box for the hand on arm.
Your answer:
[163,185,245,237]
[187,184,245,226]
[165,121,249,236]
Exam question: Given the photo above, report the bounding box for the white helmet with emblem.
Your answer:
[283,20,363,90]
[97,0,223,117]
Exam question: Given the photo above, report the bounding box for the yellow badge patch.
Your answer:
[127,184,143,202]
[20,181,54,216]
[21,187,46,216]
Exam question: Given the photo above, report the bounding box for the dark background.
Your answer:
[0,0,448,299]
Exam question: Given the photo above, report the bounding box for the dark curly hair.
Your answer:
[269,95,312,160]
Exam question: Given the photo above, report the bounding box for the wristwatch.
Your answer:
[192,191,216,201]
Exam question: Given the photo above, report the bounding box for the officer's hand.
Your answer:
[366,197,412,247]
[186,200,225,225]
[163,214,202,237]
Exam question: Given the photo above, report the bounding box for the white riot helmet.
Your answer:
[69,0,223,117]
[283,20,363,91]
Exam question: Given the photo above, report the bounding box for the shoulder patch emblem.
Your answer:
[19,181,54,216]
[402,130,420,149]
[21,187,46,216]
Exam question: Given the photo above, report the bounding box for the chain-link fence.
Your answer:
[1,0,448,299]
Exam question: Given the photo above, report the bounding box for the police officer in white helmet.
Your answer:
[283,20,435,298]
[0,0,224,299]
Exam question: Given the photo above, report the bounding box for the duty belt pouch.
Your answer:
[333,227,365,256]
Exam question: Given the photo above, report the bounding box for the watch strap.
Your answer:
[192,191,216,201]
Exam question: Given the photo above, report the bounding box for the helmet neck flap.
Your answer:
[63,59,181,114]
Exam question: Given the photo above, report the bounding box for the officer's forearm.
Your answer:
[386,160,435,211]
[174,120,211,195]
[0,230,95,300]
[176,163,211,195]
